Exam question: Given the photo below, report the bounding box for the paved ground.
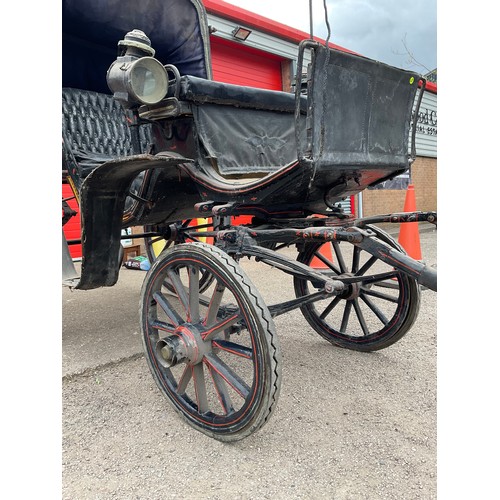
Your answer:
[62,227,437,499]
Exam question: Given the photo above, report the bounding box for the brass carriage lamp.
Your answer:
[106,29,169,108]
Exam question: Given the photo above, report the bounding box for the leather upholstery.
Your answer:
[62,88,152,174]
[62,88,153,224]
[64,88,135,156]
[178,76,307,113]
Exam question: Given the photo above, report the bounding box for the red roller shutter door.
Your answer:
[62,183,82,259]
[210,36,284,90]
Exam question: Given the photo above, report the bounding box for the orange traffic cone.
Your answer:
[311,242,334,269]
[398,184,422,260]
[311,215,334,268]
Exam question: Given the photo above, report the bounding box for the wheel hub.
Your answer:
[155,324,211,367]
[339,273,361,300]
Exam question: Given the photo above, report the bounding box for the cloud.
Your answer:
[319,0,437,71]
[224,0,436,73]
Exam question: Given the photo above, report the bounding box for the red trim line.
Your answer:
[180,160,301,195]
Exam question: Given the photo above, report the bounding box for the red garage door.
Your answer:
[62,183,82,259]
[210,36,284,90]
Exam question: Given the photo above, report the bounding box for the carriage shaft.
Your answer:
[217,225,437,292]
[355,211,437,227]
[355,236,437,291]
[268,291,331,318]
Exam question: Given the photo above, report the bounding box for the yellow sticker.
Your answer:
[409,77,415,84]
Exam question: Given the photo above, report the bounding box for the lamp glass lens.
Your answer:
[130,58,168,104]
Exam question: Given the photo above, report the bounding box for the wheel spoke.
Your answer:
[353,298,370,335]
[356,255,378,276]
[150,320,176,335]
[212,339,253,360]
[205,361,235,415]
[373,279,400,290]
[362,287,399,304]
[360,271,399,286]
[359,293,389,326]
[312,247,341,274]
[204,353,251,400]
[167,269,190,315]
[192,364,209,413]
[351,246,361,273]
[332,241,348,273]
[188,265,200,323]
[202,312,243,341]
[153,291,183,327]
[186,235,203,243]
[205,283,225,327]
[340,300,353,333]
[149,236,165,245]
[319,296,342,320]
[176,364,192,395]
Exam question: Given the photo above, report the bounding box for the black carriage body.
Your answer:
[139,46,421,218]
[62,0,424,289]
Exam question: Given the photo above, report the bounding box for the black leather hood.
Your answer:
[62,0,212,93]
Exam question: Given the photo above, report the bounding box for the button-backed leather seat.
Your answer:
[62,88,153,219]
[62,88,152,178]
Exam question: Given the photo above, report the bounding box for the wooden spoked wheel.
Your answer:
[140,243,282,441]
[294,226,421,351]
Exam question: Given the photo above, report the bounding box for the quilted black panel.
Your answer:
[62,88,134,157]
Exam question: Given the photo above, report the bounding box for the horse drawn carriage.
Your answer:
[62,0,437,441]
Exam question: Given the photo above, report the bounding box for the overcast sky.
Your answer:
[224,0,437,74]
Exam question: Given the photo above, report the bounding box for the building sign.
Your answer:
[416,107,437,137]
[414,91,437,158]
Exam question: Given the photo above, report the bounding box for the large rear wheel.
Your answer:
[140,243,282,441]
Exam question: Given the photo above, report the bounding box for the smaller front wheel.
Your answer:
[294,225,421,351]
[140,243,282,441]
